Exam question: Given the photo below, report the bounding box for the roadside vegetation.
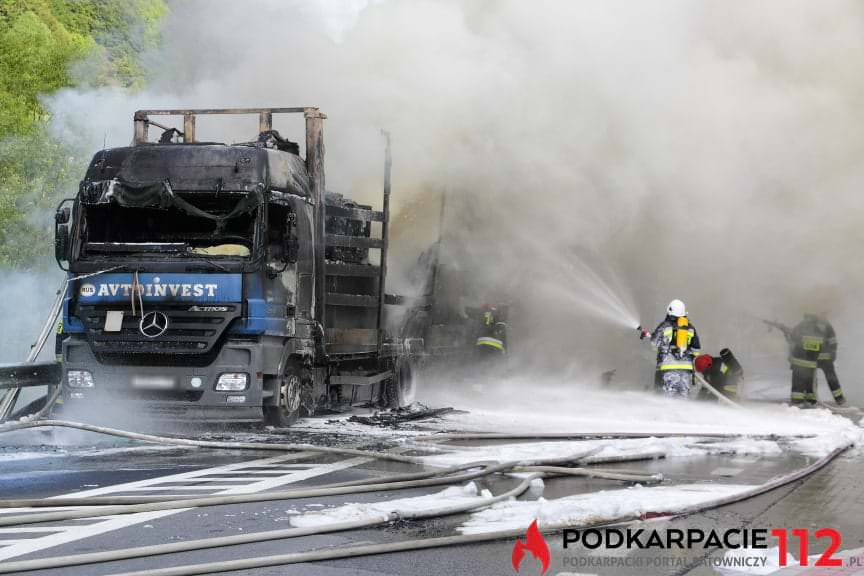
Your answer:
[0,0,166,267]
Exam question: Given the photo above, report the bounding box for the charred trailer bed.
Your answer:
[52,108,416,426]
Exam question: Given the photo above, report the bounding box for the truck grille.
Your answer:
[75,304,241,361]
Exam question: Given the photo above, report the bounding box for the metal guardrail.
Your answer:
[0,362,62,390]
[0,278,68,422]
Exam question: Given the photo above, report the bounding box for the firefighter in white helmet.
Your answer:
[639,299,702,397]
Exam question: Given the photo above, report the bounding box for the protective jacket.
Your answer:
[789,315,836,369]
[475,309,507,354]
[651,316,701,371]
[701,349,743,400]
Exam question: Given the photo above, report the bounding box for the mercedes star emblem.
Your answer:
[139,311,169,338]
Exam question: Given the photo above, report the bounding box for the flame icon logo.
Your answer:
[511,519,550,574]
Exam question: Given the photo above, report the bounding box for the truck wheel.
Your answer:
[265,368,303,427]
[388,359,417,408]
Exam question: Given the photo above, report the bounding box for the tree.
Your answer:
[0,0,166,267]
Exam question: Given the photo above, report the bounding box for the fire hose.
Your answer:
[694,372,743,408]
[0,421,850,574]
[0,453,602,527]
[0,437,849,576]
[103,441,847,576]
[0,472,543,575]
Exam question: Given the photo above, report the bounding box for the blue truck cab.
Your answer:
[53,108,416,425]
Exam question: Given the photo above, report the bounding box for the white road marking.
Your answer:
[143,476,288,482]
[0,528,67,534]
[114,486,238,491]
[0,452,371,561]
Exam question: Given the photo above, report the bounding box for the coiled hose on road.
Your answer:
[0,419,853,575]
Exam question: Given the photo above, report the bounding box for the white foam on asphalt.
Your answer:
[290,482,492,528]
[287,481,758,536]
[417,381,864,457]
[419,437,784,468]
[459,483,756,535]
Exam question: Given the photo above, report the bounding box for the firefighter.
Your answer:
[789,313,846,406]
[640,299,701,398]
[473,304,507,356]
[694,348,743,401]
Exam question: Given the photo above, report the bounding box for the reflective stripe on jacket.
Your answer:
[476,336,505,351]
[789,315,836,369]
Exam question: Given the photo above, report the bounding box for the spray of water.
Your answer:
[538,256,640,330]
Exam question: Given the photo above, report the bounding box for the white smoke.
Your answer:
[35,0,864,402]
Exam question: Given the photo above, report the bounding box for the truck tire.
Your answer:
[388,359,417,409]
[265,365,303,427]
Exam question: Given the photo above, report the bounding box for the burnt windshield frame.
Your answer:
[69,190,267,273]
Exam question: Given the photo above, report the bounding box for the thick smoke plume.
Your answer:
[41,0,864,401]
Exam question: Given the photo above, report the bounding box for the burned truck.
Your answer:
[52,107,417,425]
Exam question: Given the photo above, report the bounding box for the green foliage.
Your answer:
[0,0,166,267]
[0,127,85,267]
[0,5,92,135]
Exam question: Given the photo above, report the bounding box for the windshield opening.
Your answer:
[80,194,257,259]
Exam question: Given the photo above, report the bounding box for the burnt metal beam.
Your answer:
[326,263,381,277]
[325,235,383,249]
[377,131,392,338]
[133,107,324,144]
[326,205,385,222]
[330,371,392,386]
[0,362,62,390]
[304,109,327,339]
[326,293,379,308]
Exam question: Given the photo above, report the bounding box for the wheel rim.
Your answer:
[280,374,301,414]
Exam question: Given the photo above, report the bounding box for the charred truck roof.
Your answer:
[82,142,311,197]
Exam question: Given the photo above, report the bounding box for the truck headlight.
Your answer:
[67,370,94,388]
[216,373,248,391]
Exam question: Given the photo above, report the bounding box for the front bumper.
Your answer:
[61,337,266,422]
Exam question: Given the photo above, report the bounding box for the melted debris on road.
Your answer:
[346,403,458,427]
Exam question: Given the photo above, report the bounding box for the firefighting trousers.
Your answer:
[817,360,845,403]
[655,369,692,398]
[791,363,845,404]
[790,366,815,404]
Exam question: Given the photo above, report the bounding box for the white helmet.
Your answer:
[667,299,687,317]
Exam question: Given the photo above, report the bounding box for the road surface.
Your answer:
[0,413,861,576]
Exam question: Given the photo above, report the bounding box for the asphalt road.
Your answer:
[0,420,862,576]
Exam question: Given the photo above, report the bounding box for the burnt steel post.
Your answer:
[183,114,196,143]
[304,108,327,336]
[133,111,149,144]
[426,189,447,322]
[259,111,273,134]
[377,131,392,340]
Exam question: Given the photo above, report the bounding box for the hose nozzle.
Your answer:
[636,325,650,340]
